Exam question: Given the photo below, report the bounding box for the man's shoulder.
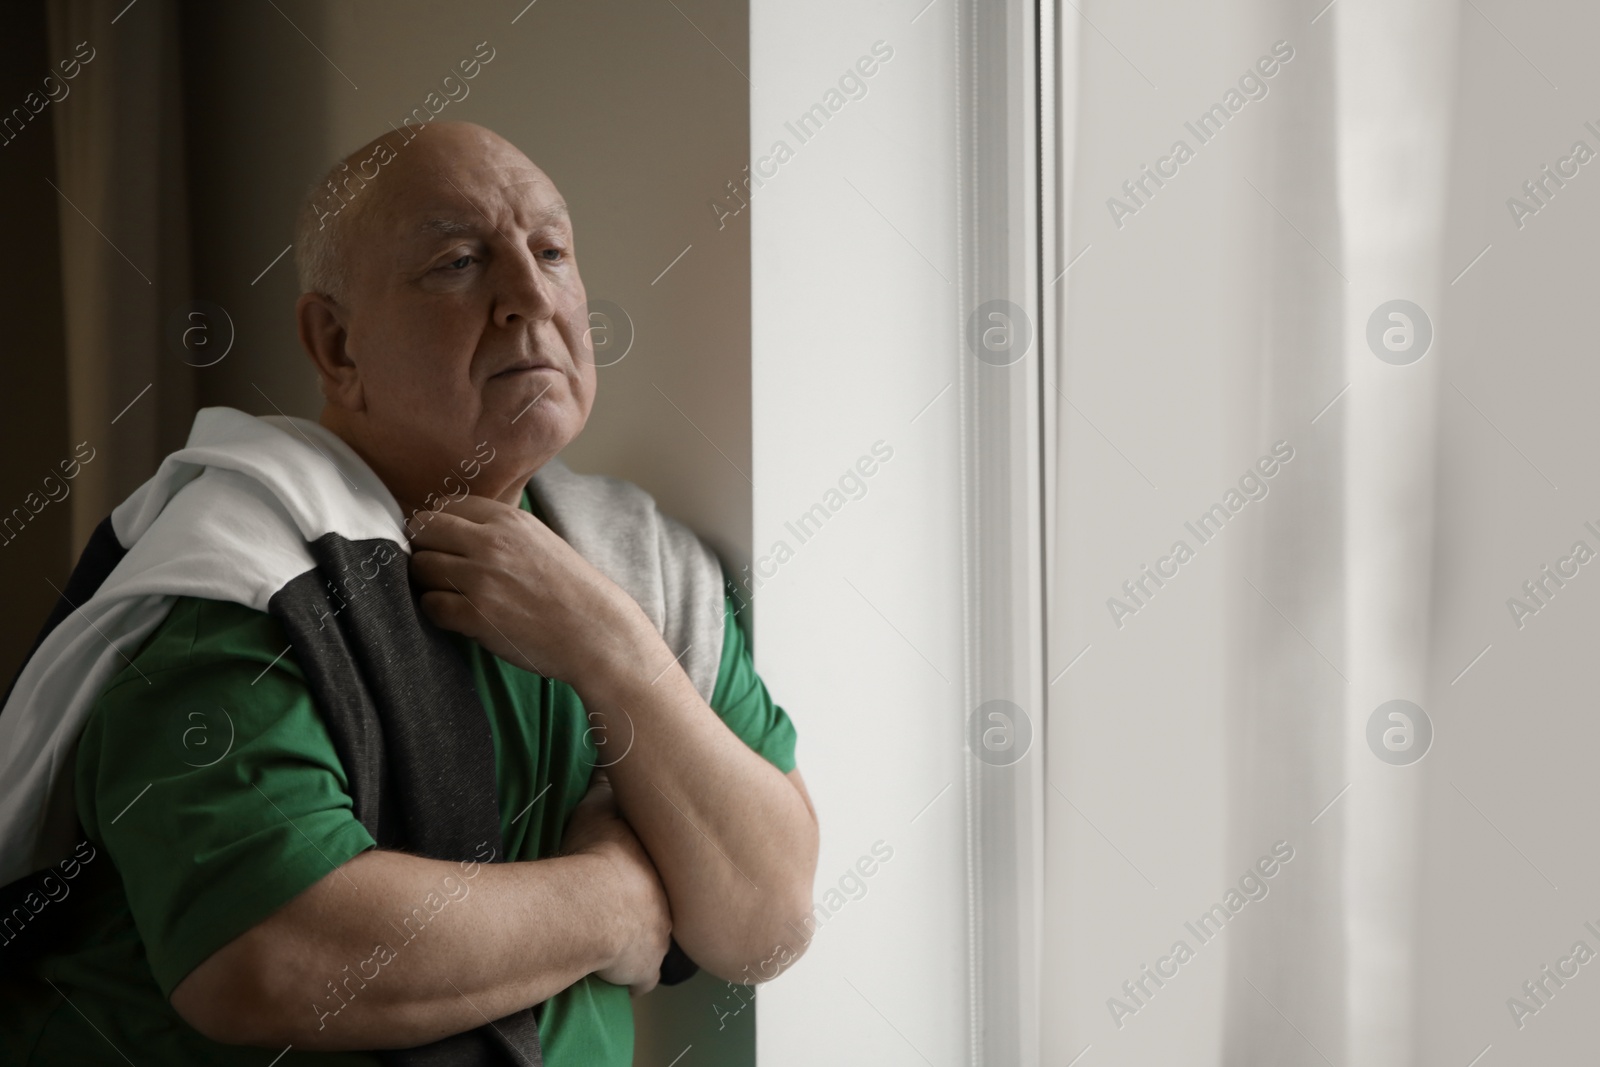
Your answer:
[98,596,297,701]
[528,457,721,574]
[528,456,675,527]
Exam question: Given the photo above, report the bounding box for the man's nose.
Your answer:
[492,244,556,327]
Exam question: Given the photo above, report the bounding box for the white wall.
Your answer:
[750,4,972,1065]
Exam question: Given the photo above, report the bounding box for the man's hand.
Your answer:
[409,490,819,985]
[560,771,672,996]
[406,494,665,688]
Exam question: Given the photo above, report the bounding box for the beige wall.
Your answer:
[180,0,755,577]
[180,1,757,1062]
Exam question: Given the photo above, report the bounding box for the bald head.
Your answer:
[293,122,552,304]
[293,120,593,523]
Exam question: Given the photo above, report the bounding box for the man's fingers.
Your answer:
[440,493,509,522]
[405,507,481,553]
[418,588,477,636]
[409,547,475,590]
[408,492,516,537]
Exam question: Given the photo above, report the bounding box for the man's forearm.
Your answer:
[399,497,819,981]
[177,847,625,1050]
[575,659,820,981]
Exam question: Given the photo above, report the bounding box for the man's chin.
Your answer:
[492,403,585,466]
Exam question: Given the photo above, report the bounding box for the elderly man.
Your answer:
[0,122,818,1065]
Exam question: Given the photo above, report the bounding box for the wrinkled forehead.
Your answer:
[365,151,567,247]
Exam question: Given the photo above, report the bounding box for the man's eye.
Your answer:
[442,255,474,271]
[541,248,566,262]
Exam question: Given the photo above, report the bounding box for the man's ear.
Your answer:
[297,291,362,410]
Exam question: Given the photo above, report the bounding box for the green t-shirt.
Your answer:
[3,489,795,1066]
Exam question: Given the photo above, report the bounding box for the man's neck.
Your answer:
[319,407,543,522]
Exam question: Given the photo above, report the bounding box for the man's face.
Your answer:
[337,131,595,492]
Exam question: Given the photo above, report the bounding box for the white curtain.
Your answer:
[1332,3,1460,1063]
[1046,1,1462,1063]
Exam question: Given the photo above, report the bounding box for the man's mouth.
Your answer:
[491,361,562,379]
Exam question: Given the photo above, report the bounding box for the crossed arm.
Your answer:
[171,497,820,1049]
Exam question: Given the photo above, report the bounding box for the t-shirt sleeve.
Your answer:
[707,593,798,774]
[74,597,377,999]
